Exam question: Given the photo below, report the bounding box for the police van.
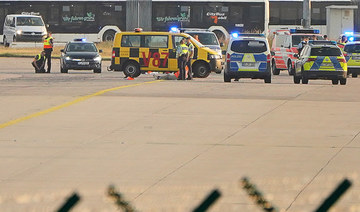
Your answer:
[2,13,47,47]
[108,29,223,78]
[224,33,271,83]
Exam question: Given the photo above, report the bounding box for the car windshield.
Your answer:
[344,44,360,53]
[230,40,267,53]
[17,17,44,26]
[187,32,219,45]
[310,47,342,56]
[66,43,97,52]
[292,35,324,47]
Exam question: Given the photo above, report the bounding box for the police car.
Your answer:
[60,39,102,73]
[344,41,360,77]
[293,40,347,85]
[224,33,271,83]
[271,28,324,75]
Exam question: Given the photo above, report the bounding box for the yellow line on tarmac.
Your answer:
[0,80,163,129]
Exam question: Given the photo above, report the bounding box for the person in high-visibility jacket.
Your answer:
[176,38,189,80]
[185,36,194,80]
[338,35,348,51]
[32,51,46,73]
[43,32,54,73]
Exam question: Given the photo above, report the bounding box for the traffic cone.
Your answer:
[127,76,134,80]
[174,71,180,79]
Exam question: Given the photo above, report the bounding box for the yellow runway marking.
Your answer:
[0,80,163,129]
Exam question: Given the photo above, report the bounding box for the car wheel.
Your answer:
[3,36,9,47]
[293,74,301,84]
[123,61,141,78]
[94,68,102,73]
[302,76,308,84]
[352,73,358,78]
[264,75,271,83]
[193,63,210,78]
[340,78,347,85]
[60,67,68,73]
[224,72,231,82]
[332,79,339,85]
[287,61,294,76]
[272,61,280,75]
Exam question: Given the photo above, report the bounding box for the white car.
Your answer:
[2,13,47,47]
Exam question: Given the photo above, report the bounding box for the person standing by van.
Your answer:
[185,36,194,80]
[176,38,189,80]
[43,32,54,73]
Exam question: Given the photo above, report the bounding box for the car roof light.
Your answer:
[74,38,86,42]
[231,33,239,38]
[134,28,143,32]
[170,27,179,33]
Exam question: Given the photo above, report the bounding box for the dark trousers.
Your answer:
[186,58,192,79]
[32,62,45,73]
[44,48,52,73]
[178,55,187,80]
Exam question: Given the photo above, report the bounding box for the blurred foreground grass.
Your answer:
[0,41,113,59]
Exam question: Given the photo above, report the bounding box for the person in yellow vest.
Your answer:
[176,38,189,80]
[31,51,46,73]
[338,35,347,51]
[185,36,194,80]
[43,32,54,73]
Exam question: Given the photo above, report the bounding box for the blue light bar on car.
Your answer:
[231,33,239,38]
[74,38,86,42]
[170,27,179,33]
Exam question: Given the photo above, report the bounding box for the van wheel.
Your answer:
[332,79,339,85]
[193,63,210,78]
[224,72,231,82]
[123,61,141,77]
[3,36,9,47]
[272,61,280,75]
[264,75,271,83]
[352,73,358,78]
[102,30,116,42]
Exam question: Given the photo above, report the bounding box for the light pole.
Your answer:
[302,0,311,28]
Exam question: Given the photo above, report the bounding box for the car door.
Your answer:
[140,34,170,71]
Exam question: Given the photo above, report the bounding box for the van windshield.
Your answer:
[187,32,219,45]
[230,40,267,53]
[17,17,44,26]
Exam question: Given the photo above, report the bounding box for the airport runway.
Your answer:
[0,57,359,211]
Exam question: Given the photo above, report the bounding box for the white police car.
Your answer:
[60,39,102,73]
[224,33,271,83]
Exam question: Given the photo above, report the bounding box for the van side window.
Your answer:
[173,36,184,49]
[121,35,140,47]
[275,35,286,47]
[143,35,168,48]
[10,17,15,27]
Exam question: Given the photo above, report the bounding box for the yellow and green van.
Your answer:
[108,30,222,78]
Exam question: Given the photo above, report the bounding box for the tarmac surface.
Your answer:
[0,57,359,212]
